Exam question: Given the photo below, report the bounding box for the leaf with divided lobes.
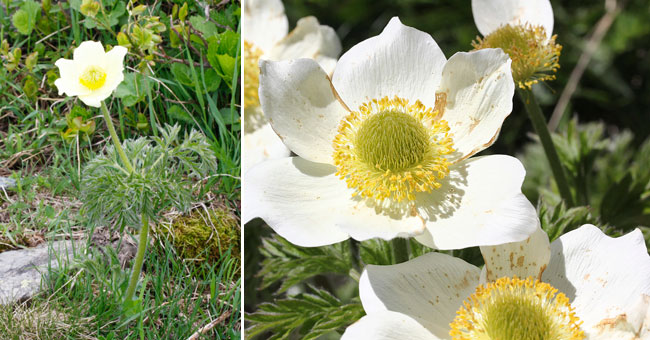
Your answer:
[246,286,364,340]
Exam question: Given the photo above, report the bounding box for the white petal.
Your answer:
[73,41,107,68]
[415,155,538,250]
[438,49,514,161]
[258,58,348,164]
[243,0,288,53]
[542,225,650,335]
[472,0,554,38]
[587,294,650,340]
[102,45,127,93]
[243,157,429,247]
[342,311,438,340]
[331,17,446,110]
[77,93,105,107]
[242,157,351,246]
[54,59,91,97]
[266,16,341,75]
[480,224,549,282]
[243,121,291,170]
[360,252,480,338]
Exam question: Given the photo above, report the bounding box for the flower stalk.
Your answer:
[124,213,149,303]
[391,238,409,264]
[100,100,145,303]
[101,101,134,173]
[517,88,574,207]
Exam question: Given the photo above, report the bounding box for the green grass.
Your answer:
[0,238,241,339]
[1,0,241,338]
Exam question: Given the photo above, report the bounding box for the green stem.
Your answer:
[124,213,149,302]
[101,101,134,173]
[517,88,575,207]
[391,238,409,264]
[348,239,361,272]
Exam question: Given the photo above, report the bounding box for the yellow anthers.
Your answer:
[472,24,562,89]
[450,276,585,340]
[244,41,263,109]
[332,96,454,203]
[79,65,107,90]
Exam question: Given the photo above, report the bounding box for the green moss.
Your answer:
[156,207,240,266]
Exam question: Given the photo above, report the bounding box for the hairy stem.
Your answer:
[391,238,409,264]
[101,101,134,173]
[124,213,149,302]
[518,88,575,207]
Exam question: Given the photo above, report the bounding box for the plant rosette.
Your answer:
[243,0,342,169]
[244,17,538,248]
[343,225,650,340]
[471,0,561,89]
[54,41,127,107]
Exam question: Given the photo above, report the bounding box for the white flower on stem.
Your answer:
[244,17,538,248]
[471,0,561,89]
[343,225,650,340]
[243,0,341,169]
[54,41,127,107]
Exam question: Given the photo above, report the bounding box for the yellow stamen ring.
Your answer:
[79,65,107,90]
[450,276,585,340]
[244,41,263,109]
[472,24,562,89]
[332,96,454,203]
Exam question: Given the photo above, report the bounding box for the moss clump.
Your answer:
[156,207,240,266]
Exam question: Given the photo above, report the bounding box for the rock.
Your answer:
[0,176,16,191]
[0,240,79,304]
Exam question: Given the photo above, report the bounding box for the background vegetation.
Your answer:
[1,0,241,338]
[245,0,650,338]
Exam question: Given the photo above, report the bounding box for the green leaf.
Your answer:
[203,69,222,92]
[538,200,596,242]
[215,54,235,83]
[12,1,40,35]
[217,30,239,55]
[12,10,32,35]
[218,107,239,125]
[258,235,351,293]
[246,287,364,340]
[189,15,218,37]
[178,2,188,22]
[22,77,38,100]
[114,72,146,106]
[170,62,193,86]
[167,104,194,125]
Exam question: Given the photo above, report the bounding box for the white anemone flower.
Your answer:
[243,0,341,169]
[54,41,127,108]
[471,0,561,89]
[343,225,650,340]
[244,17,539,248]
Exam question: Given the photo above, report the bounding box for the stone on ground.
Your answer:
[0,240,79,305]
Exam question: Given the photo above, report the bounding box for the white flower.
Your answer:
[244,17,538,248]
[472,0,554,39]
[471,0,561,88]
[54,41,127,108]
[343,225,650,340]
[243,0,341,169]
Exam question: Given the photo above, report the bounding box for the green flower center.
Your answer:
[450,277,585,340]
[484,294,555,340]
[355,110,429,172]
[332,96,454,202]
[79,65,107,90]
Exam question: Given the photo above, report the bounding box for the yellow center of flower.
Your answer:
[332,96,454,203]
[450,277,585,340]
[244,41,263,109]
[472,24,562,89]
[79,65,107,90]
